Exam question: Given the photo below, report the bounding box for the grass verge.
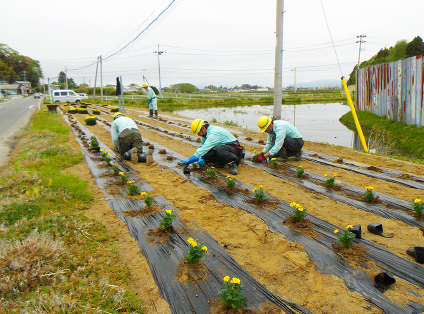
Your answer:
[340,110,424,163]
[0,109,144,313]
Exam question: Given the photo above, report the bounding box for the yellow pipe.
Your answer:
[341,77,368,153]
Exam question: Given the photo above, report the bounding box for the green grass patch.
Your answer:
[340,110,424,162]
[0,108,145,313]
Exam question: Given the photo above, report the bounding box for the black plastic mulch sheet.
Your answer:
[122,132,423,314]
[243,156,424,230]
[111,115,424,231]
[62,112,311,314]
[114,110,424,190]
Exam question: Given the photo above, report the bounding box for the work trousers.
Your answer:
[118,128,144,156]
[273,136,304,157]
[202,141,243,166]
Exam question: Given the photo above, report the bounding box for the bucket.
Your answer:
[350,224,362,239]
[374,272,396,292]
[414,247,424,264]
[367,223,383,235]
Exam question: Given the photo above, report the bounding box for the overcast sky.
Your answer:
[1,0,422,89]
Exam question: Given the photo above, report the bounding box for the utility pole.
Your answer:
[93,57,99,101]
[21,71,28,95]
[65,67,68,90]
[273,0,284,120]
[154,45,164,95]
[356,34,366,70]
[100,55,103,102]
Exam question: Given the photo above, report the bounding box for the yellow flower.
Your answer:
[228,178,232,181]
[165,209,173,215]
[298,207,304,212]
[324,174,328,177]
[295,203,302,209]
[366,186,374,190]
[346,225,353,230]
[290,201,297,207]
[414,198,422,203]
[202,246,208,251]
[119,172,124,176]
[253,188,257,192]
[226,176,230,178]
[211,166,215,169]
[271,158,276,161]
[259,185,263,189]
[333,173,337,177]
[107,153,111,156]
[334,229,339,234]
[187,238,194,244]
[223,276,230,282]
[141,192,146,196]
[230,277,241,285]
[253,150,257,153]
[191,241,197,247]
[299,165,303,168]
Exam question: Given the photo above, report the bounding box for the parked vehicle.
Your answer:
[34,92,42,99]
[51,90,81,103]
[78,93,88,99]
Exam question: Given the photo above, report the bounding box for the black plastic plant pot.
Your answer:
[91,146,100,152]
[183,166,191,175]
[374,272,396,292]
[367,223,383,235]
[414,246,424,264]
[350,224,362,239]
[406,247,415,258]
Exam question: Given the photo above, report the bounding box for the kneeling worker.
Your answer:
[111,112,147,163]
[178,119,243,175]
[256,116,304,162]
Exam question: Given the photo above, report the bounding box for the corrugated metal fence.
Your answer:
[356,54,424,128]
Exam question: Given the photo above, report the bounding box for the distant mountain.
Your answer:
[285,79,342,88]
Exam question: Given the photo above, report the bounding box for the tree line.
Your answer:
[347,36,424,84]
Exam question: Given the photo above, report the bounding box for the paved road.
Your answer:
[0,96,40,167]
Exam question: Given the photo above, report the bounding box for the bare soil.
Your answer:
[65,106,424,313]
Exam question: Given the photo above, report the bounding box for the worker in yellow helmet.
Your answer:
[178,119,244,175]
[111,112,147,163]
[256,116,303,162]
[142,83,158,118]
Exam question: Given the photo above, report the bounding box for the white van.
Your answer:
[51,90,81,103]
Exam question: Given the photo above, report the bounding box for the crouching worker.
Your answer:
[256,116,304,163]
[111,112,147,163]
[178,119,243,175]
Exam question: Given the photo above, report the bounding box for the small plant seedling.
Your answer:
[324,173,336,188]
[160,209,176,230]
[253,185,265,203]
[185,238,207,264]
[364,186,375,203]
[334,225,355,248]
[218,276,248,310]
[207,167,217,178]
[290,201,307,222]
[296,166,305,178]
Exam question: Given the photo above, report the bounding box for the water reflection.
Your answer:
[172,103,356,148]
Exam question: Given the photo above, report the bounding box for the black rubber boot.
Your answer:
[294,149,302,161]
[123,149,132,160]
[138,152,147,162]
[149,109,153,118]
[154,110,158,118]
[131,147,138,164]
[228,161,238,175]
[276,147,288,162]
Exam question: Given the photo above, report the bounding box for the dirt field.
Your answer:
[65,105,424,314]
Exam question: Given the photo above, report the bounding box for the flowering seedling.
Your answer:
[207,166,217,179]
[127,181,140,195]
[412,198,423,216]
[111,106,119,112]
[160,209,176,230]
[112,166,119,174]
[253,185,265,203]
[218,276,248,310]
[100,150,113,165]
[296,165,305,178]
[141,192,153,207]
[290,201,307,222]
[226,175,235,189]
[90,135,99,148]
[84,115,96,125]
[185,238,207,264]
[119,171,127,183]
[334,225,355,248]
[364,186,375,203]
[192,163,198,170]
[324,173,336,188]
[271,158,278,167]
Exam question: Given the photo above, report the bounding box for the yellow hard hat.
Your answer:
[142,83,148,87]
[113,112,124,120]
[191,119,205,133]
[257,116,272,132]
